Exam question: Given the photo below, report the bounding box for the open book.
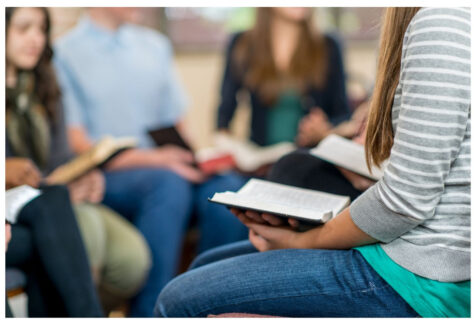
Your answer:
[310,134,386,181]
[196,134,297,174]
[47,136,136,184]
[146,128,295,175]
[6,185,42,224]
[209,179,350,229]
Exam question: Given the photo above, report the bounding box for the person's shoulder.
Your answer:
[409,7,470,34]
[414,7,470,22]
[125,24,172,52]
[226,30,249,52]
[229,31,246,44]
[54,20,89,54]
[405,7,470,49]
[322,32,343,53]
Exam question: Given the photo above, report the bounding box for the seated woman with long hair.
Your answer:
[156,7,470,317]
[217,7,359,149]
[5,7,150,316]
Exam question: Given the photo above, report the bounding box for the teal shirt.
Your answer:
[355,244,470,318]
[265,92,304,146]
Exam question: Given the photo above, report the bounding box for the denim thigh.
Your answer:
[156,245,419,317]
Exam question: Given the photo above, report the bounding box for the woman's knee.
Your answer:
[189,240,255,270]
[155,271,205,317]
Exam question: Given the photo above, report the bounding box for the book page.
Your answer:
[310,134,385,180]
[210,179,350,223]
[239,179,349,214]
[6,185,42,224]
[211,192,331,222]
[47,136,137,184]
[213,134,296,172]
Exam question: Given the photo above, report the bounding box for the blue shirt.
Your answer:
[53,16,188,148]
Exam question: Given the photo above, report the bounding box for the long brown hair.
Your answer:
[232,7,328,105]
[6,7,61,123]
[365,7,421,171]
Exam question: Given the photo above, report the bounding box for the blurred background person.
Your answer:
[5,7,150,315]
[53,7,248,317]
[5,183,103,317]
[217,7,362,149]
[5,222,13,317]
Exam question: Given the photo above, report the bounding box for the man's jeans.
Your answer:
[103,168,248,317]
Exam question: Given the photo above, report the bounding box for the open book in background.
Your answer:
[6,185,42,224]
[147,127,296,175]
[310,134,386,181]
[47,136,137,185]
[148,126,194,152]
[196,134,297,174]
[209,179,350,230]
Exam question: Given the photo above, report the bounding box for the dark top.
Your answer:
[217,32,352,146]
[6,102,74,176]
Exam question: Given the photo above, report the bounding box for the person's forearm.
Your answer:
[300,207,377,249]
[105,149,158,170]
[68,127,94,154]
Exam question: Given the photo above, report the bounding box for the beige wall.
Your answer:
[175,52,252,150]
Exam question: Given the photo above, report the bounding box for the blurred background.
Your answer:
[48,7,382,150]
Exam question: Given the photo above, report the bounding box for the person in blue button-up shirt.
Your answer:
[53,8,248,317]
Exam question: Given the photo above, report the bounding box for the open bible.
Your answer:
[147,127,296,175]
[310,134,386,181]
[209,179,350,230]
[196,134,296,174]
[47,136,136,184]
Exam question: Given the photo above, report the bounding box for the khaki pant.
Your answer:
[74,203,151,313]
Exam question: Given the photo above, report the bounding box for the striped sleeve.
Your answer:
[350,8,471,243]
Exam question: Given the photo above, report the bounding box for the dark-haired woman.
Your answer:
[217,7,359,148]
[157,7,470,317]
[5,7,150,316]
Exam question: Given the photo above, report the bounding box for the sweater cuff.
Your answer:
[350,185,421,243]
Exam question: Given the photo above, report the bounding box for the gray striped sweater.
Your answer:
[350,7,470,282]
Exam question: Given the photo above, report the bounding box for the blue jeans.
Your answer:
[103,168,248,317]
[155,240,420,317]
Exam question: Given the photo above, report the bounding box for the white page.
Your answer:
[239,179,349,213]
[6,185,42,224]
[310,134,385,180]
[211,192,332,222]
[213,134,296,171]
[210,179,350,223]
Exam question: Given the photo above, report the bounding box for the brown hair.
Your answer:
[365,7,421,171]
[232,8,328,105]
[6,7,61,123]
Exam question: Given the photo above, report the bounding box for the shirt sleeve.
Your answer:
[156,39,188,126]
[52,52,87,128]
[216,33,244,130]
[46,102,76,175]
[323,34,352,126]
[350,10,471,243]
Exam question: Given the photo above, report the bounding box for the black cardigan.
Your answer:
[216,32,352,146]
